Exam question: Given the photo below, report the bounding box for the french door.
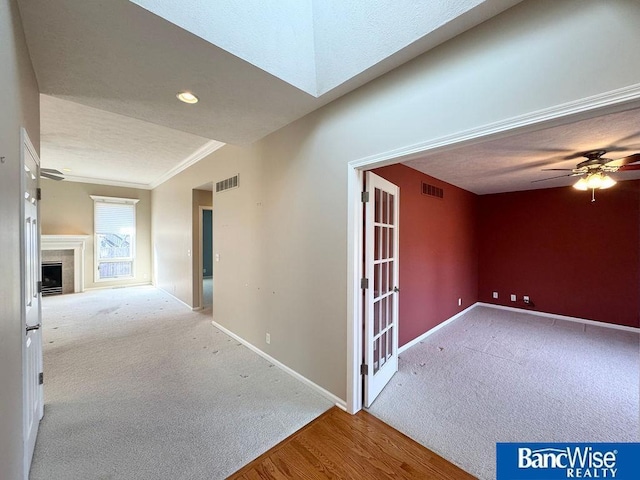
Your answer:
[363,172,399,408]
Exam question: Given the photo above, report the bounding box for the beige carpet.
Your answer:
[368,306,640,480]
[30,286,332,480]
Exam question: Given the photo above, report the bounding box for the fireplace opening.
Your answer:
[42,262,63,296]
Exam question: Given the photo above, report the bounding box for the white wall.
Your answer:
[40,179,152,290]
[0,0,40,478]
[152,0,640,401]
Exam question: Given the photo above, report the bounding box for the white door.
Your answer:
[364,171,399,408]
[22,130,43,477]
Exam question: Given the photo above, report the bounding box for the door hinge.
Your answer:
[360,278,369,289]
[36,188,42,201]
[360,364,368,375]
[38,372,43,385]
[361,191,369,203]
[37,281,42,294]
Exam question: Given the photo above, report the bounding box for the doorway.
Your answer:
[200,206,213,308]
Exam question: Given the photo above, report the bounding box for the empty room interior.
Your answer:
[2,1,639,479]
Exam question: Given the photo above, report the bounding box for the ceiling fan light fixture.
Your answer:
[586,173,604,190]
[599,174,616,189]
[176,91,199,104]
[573,177,589,191]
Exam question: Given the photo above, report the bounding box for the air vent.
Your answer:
[422,182,444,199]
[216,174,239,193]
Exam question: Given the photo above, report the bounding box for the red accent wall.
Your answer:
[372,164,479,347]
[477,180,640,328]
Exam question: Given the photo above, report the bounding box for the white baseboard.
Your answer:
[211,320,347,410]
[477,302,640,333]
[398,303,478,354]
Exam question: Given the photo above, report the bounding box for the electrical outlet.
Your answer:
[458,298,462,306]
[510,294,516,302]
[266,333,270,344]
[492,291,498,299]
[215,253,220,262]
[524,295,530,304]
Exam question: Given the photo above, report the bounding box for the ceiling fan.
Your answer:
[40,168,65,181]
[533,149,640,201]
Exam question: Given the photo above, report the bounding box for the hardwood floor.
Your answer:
[228,407,476,479]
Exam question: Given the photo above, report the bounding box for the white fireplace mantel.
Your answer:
[41,235,90,293]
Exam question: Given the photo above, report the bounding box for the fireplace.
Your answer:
[42,262,63,296]
[41,235,89,293]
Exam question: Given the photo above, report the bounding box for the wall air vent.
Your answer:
[422,182,444,199]
[215,174,239,193]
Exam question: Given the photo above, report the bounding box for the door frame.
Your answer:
[345,86,640,414]
[197,205,213,309]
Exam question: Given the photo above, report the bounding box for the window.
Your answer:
[91,195,139,281]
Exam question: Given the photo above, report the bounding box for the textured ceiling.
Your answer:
[403,107,640,195]
[17,0,521,146]
[40,95,221,188]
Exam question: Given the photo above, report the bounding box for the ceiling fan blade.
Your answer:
[41,168,64,175]
[531,173,581,183]
[40,172,64,181]
[618,164,640,171]
[541,168,576,171]
[604,153,640,168]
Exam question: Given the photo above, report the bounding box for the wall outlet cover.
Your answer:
[510,294,516,302]
[492,291,498,299]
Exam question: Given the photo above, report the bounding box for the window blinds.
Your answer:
[95,202,135,234]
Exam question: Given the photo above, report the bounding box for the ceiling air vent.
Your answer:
[216,174,239,193]
[422,182,444,199]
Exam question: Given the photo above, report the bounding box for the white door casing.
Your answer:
[22,128,43,477]
[364,172,399,408]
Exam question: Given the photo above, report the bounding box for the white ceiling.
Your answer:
[403,107,640,195]
[40,95,223,189]
[17,0,640,193]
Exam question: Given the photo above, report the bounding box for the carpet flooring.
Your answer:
[30,286,332,480]
[368,306,640,480]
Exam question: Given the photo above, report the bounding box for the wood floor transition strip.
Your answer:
[227,406,476,479]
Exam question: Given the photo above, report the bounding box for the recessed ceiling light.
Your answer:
[177,92,199,104]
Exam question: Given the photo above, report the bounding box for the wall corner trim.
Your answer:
[211,320,347,410]
[477,303,640,333]
[398,303,478,354]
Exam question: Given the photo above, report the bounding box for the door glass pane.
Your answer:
[381,296,387,330]
[374,264,380,298]
[373,338,380,374]
[388,260,394,292]
[382,227,388,260]
[388,296,394,330]
[380,331,387,366]
[374,226,381,261]
[387,327,393,359]
[374,188,381,223]
[389,194,395,225]
[389,227,394,259]
[381,262,388,294]
[382,192,388,224]
[374,301,380,336]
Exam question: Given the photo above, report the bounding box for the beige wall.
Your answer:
[152,0,640,402]
[0,0,40,477]
[191,188,213,307]
[40,179,152,289]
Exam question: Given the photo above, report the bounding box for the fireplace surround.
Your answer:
[41,235,89,293]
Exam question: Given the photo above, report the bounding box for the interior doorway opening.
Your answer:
[192,186,213,310]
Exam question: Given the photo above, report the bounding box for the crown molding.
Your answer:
[349,82,640,169]
[149,140,225,189]
[61,175,153,190]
